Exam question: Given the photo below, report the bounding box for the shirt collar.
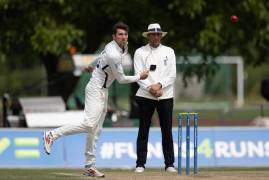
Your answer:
[112,40,128,54]
[147,43,162,50]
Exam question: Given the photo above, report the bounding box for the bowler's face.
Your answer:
[148,33,162,48]
[112,28,128,48]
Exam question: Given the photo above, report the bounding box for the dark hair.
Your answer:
[112,22,129,34]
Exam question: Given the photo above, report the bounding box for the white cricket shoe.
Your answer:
[83,167,105,178]
[166,166,177,172]
[134,166,145,173]
[43,131,54,155]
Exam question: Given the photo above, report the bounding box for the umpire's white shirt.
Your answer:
[134,44,176,100]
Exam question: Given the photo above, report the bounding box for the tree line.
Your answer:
[1,0,269,98]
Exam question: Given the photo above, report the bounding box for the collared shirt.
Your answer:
[134,44,176,100]
[89,40,140,88]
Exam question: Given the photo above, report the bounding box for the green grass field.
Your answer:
[0,168,269,180]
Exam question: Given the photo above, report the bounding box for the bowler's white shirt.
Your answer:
[134,44,176,100]
[89,40,140,88]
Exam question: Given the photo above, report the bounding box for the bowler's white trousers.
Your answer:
[50,81,108,167]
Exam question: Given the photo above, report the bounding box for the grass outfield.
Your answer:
[0,168,269,180]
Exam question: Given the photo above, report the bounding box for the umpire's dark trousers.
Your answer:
[135,96,175,168]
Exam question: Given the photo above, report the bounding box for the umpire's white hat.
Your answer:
[142,23,167,37]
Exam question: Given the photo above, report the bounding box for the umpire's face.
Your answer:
[148,33,162,48]
[113,28,128,48]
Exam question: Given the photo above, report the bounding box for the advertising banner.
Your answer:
[0,128,268,168]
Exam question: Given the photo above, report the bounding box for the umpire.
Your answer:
[134,23,177,173]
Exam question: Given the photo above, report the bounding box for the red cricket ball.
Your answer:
[230,15,238,23]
